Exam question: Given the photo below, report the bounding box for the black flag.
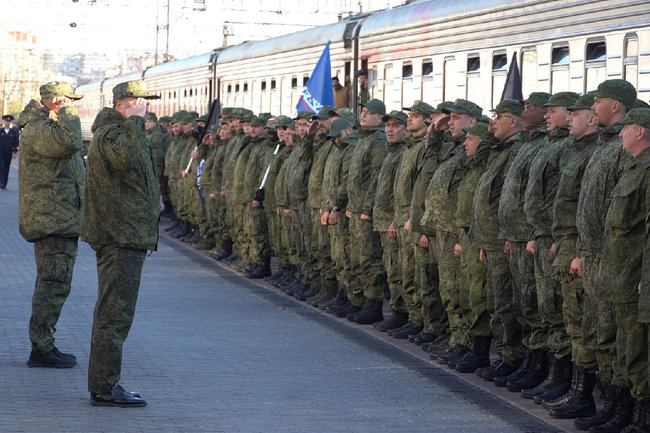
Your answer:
[501,52,523,101]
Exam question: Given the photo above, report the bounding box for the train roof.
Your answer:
[359,0,520,36]
[144,51,216,78]
[217,20,357,64]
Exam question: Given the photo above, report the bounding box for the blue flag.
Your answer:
[296,41,334,114]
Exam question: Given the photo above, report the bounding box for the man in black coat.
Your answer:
[0,114,19,189]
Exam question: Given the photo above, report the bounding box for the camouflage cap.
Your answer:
[197,114,209,123]
[259,112,273,122]
[241,113,254,123]
[206,124,219,133]
[294,111,312,120]
[442,99,483,119]
[328,107,356,125]
[432,101,455,114]
[265,117,277,129]
[250,116,267,127]
[567,91,598,111]
[171,110,189,123]
[463,122,490,138]
[229,108,244,119]
[146,112,158,122]
[360,98,386,115]
[635,99,650,109]
[382,110,408,126]
[491,99,524,117]
[403,100,435,116]
[180,113,195,124]
[112,80,159,101]
[189,111,199,119]
[275,115,295,129]
[615,107,650,129]
[327,118,353,137]
[522,92,552,106]
[543,92,581,107]
[315,105,334,119]
[593,79,637,107]
[158,115,171,123]
[39,81,83,100]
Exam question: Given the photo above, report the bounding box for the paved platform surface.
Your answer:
[0,164,580,432]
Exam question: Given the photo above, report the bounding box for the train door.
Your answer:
[421,59,433,101]
[401,61,415,109]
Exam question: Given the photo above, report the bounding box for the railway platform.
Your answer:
[0,164,584,432]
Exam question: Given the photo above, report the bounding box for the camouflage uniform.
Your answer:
[274,143,296,270]
[18,102,84,355]
[221,129,246,253]
[231,134,253,261]
[346,123,387,305]
[164,131,185,217]
[201,136,220,243]
[82,95,160,394]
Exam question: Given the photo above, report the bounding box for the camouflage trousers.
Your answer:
[509,241,544,352]
[615,302,650,400]
[397,227,416,318]
[435,230,467,347]
[208,196,228,250]
[160,175,170,205]
[88,245,146,395]
[418,241,447,337]
[484,249,524,365]
[247,205,271,266]
[458,231,489,338]
[329,213,352,291]
[534,236,570,360]
[311,208,336,293]
[583,255,619,385]
[291,203,313,286]
[348,213,386,303]
[379,231,401,308]
[554,266,597,371]
[30,236,78,354]
[278,210,297,268]
[232,201,249,261]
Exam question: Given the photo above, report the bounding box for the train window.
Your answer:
[422,60,433,78]
[443,58,457,101]
[585,40,606,92]
[551,45,570,93]
[235,84,240,92]
[173,91,177,98]
[521,50,538,98]
[624,34,639,88]
[402,62,413,79]
[303,76,309,86]
[291,77,298,89]
[189,89,193,97]
[262,81,267,91]
[184,89,188,98]
[271,79,276,90]
[492,53,507,108]
[243,82,248,92]
[467,55,480,103]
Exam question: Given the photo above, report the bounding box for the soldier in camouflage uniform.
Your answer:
[145,112,167,212]
[521,92,579,403]
[229,114,254,267]
[368,110,407,324]
[573,80,637,431]
[83,80,159,407]
[599,108,650,433]
[157,115,173,218]
[422,99,481,368]
[18,81,84,369]
[495,92,551,392]
[195,124,220,251]
[543,93,601,418]
[164,112,188,236]
[343,99,387,321]
[207,116,234,259]
[469,100,526,382]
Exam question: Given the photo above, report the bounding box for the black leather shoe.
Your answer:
[27,347,77,368]
[90,383,147,408]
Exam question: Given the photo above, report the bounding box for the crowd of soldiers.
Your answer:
[151,78,650,433]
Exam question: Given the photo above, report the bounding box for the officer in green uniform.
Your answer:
[543,92,601,418]
[599,108,650,433]
[207,117,233,259]
[230,114,254,267]
[495,92,551,391]
[521,92,579,403]
[194,125,219,251]
[18,81,84,368]
[83,80,159,407]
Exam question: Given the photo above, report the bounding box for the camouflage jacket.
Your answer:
[420,134,467,234]
[164,134,184,180]
[274,145,294,209]
[231,135,253,203]
[17,104,84,242]
[243,133,274,200]
[455,140,491,230]
[200,138,220,194]
[285,135,313,209]
[393,132,423,227]
[551,131,601,268]
[221,131,246,194]
[373,137,405,232]
[264,143,288,212]
[347,124,387,214]
[322,132,357,211]
[208,138,230,196]
[409,130,445,240]
[577,124,629,258]
[524,126,574,239]
[498,127,547,242]
[82,108,159,250]
[307,133,333,209]
[600,147,650,312]
[469,131,523,250]
[147,124,165,179]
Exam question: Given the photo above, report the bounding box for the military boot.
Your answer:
[476,359,503,379]
[426,334,450,354]
[266,267,286,282]
[494,351,531,387]
[326,285,348,313]
[537,359,574,405]
[446,346,470,369]
[334,301,360,318]
[180,225,196,242]
[212,241,233,261]
[309,284,336,307]
[189,228,202,244]
[522,353,557,399]
[193,234,215,250]
[543,363,580,409]
[165,219,181,232]
[296,285,318,301]
[619,399,650,433]
[387,322,421,339]
[588,386,634,433]
[549,367,596,419]
[411,332,436,346]
[435,344,464,365]
[456,336,491,373]
[507,349,547,392]
[483,360,518,382]
[247,264,271,279]
[351,298,383,324]
[373,311,408,332]
[171,220,189,238]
